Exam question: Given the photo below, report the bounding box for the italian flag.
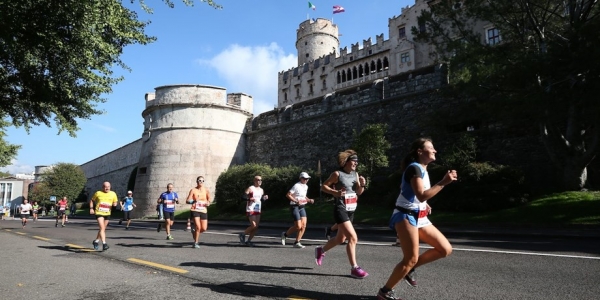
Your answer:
[308,1,316,10]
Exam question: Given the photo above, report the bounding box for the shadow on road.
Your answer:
[191,281,373,299]
[180,261,341,279]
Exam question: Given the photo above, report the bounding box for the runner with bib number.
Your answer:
[185,176,211,249]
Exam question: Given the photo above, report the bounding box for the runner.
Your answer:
[314,149,369,279]
[55,196,68,227]
[376,137,457,300]
[89,181,119,251]
[238,175,268,247]
[156,183,179,240]
[19,199,32,228]
[119,191,136,230]
[185,176,211,249]
[32,201,40,222]
[281,172,314,249]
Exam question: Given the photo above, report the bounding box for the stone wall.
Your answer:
[80,139,142,200]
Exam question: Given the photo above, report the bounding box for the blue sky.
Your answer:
[2,0,413,175]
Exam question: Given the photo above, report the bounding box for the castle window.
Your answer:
[365,63,370,75]
[342,70,347,82]
[284,80,287,84]
[487,28,501,45]
[383,57,389,70]
[305,42,307,45]
[370,61,376,73]
[322,67,325,71]
[347,68,352,80]
[401,52,410,63]
[352,66,358,79]
[337,72,341,84]
[418,19,426,33]
[296,88,300,97]
[322,79,327,89]
[398,26,406,39]
[350,56,353,61]
[284,93,288,102]
[309,84,314,93]
[306,53,309,58]
[377,59,383,72]
[368,50,372,55]
[139,167,147,175]
[359,65,364,77]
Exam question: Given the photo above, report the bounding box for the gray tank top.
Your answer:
[334,169,357,210]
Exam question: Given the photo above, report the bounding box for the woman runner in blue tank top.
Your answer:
[377,138,458,300]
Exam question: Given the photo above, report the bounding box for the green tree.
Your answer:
[0,120,20,168]
[28,181,53,207]
[40,163,87,204]
[0,0,221,159]
[351,123,391,183]
[415,0,599,190]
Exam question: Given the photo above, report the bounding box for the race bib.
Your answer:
[164,200,175,209]
[98,203,111,213]
[417,202,432,228]
[59,205,66,211]
[126,205,133,211]
[192,201,208,213]
[344,193,357,212]
[297,197,307,205]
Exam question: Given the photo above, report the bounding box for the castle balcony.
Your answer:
[335,70,389,89]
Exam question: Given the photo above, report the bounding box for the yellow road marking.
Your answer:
[16,232,26,235]
[288,296,315,300]
[33,236,50,241]
[65,244,95,252]
[127,258,188,274]
[5,229,12,232]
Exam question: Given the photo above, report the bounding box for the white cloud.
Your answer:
[0,159,34,175]
[91,123,116,132]
[197,42,297,115]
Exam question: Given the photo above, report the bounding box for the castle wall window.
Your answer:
[398,26,406,39]
[342,70,347,82]
[377,59,383,72]
[309,84,314,94]
[347,68,352,80]
[359,65,364,77]
[401,52,410,63]
[487,28,501,45]
[337,72,341,84]
[370,61,376,73]
[306,53,309,58]
[383,57,389,70]
[418,19,426,33]
[322,79,327,89]
[353,66,358,79]
[365,63,370,74]
[284,92,288,102]
[296,88,300,97]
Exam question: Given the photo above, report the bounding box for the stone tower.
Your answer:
[296,18,339,65]
[132,85,252,217]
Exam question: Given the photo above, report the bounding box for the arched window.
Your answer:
[342,70,347,82]
[358,65,364,77]
[284,92,287,102]
[337,71,341,84]
[322,79,327,89]
[347,68,352,81]
[383,57,389,70]
[370,61,376,73]
[352,66,358,79]
[365,63,370,75]
[377,59,383,72]
[296,88,300,97]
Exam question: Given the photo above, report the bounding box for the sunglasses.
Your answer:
[256,179,262,181]
[197,180,204,183]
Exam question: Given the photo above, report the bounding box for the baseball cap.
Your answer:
[299,172,311,179]
[127,190,133,194]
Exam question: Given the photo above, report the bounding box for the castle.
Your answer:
[79,1,562,217]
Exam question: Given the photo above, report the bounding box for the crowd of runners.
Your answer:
[10,138,457,300]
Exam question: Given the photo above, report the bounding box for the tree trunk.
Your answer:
[561,161,587,191]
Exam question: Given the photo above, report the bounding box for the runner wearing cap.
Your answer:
[119,191,136,230]
[281,172,315,249]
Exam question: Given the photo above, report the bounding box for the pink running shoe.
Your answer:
[314,246,325,266]
[351,266,369,279]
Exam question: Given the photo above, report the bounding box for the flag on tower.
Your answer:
[308,1,316,10]
[333,5,345,14]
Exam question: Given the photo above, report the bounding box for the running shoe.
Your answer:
[377,288,400,300]
[157,223,162,232]
[404,268,417,287]
[191,227,196,234]
[238,233,245,244]
[350,266,369,279]
[102,243,109,251]
[61,224,65,227]
[125,227,130,230]
[280,232,286,245]
[193,243,200,249]
[92,240,99,251]
[55,223,58,227]
[314,246,325,266]
[293,242,305,249]
[118,219,123,225]
[245,241,255,247]
[325,227,331,240]
[167,235,174,240]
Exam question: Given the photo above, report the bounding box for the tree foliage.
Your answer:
[415,0,600,190]
[37,163,87,206]
[351,123,391,183]
[0,120,20,167]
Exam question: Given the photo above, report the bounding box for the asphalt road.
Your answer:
[1,218,599,300]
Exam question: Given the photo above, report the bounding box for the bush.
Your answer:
[215,163,321,213]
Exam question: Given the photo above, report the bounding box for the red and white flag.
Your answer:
[333,5,345,14]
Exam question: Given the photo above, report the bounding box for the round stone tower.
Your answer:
[132,85,253,217]
[296,18,339,65]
